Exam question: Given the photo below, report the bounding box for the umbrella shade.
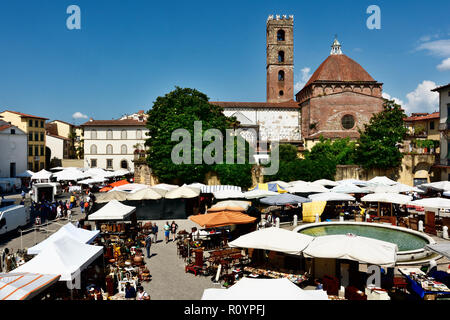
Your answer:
[419,181,450,192]
[308,192,355,202]
[249,183,287,193]
[312,179,339,187]
[0,273,60,300]
[331,183,370,194]
[367,176,398,186]
[112,183,148,193]
[189,211,256,228]
[243,190,279,199]
[88,200,136,221]
[125,188,163,200]
[425,243,450,259]
[303,234,398,266]
[260,193,311,206]
[165,185,200,199]
[336,179,368,186]
[361,193,412,205]
[96,190,129,203]
[408,197,450,209]
[152,183,179,191]
[213,190,245,200]
[211,200,252,211]
[113,169,130,177]
[54,169,90,181]
[287,183,330,194]
[77,177,107,185]
[229,227,314,255]
[31,169,52,181]
[201,278,328,300]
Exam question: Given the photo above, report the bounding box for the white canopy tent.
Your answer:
[211,200,251,211]
[361,193,412,205]
[228,227,314,255]
[308,192,355,202]
[27,222,100,255]
[367,176,398,186]
[408,197,450,209]
[54,169,90,181]
[419,181,450,192]
[112,169,130,177]
[31,169,52,181]
[0,273,60,300]
[77,177,108,185]
[213,189,245,200]
[112,183,149,193]
[336,179,368,186]
[287,183,330,194]
[331,183,370,194]
[96,190,128,203]
[311,179,339,187]
[88,200,136,221]
[243,189,279,199]
[152,183,179,191]
[201,278,329,300]
[287,180,308,187]
[125,188,163,201]
[165,185,200,199]
[16,170,34,178]
[302,234,398,266]
[13,237,103,281]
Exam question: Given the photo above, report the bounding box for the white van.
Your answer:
[0,205,30,236]
[31,183,62,203]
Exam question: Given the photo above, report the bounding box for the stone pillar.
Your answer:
[443,226,449,239]
[293,215,298,226]
[275,217,280,228]
[418,220,424,232]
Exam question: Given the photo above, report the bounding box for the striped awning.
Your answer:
[201,185,242,193]
[0,273,60,300]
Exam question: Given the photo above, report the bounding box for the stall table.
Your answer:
[399,268,450,300]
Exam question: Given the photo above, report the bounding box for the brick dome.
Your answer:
[304,54,375,88]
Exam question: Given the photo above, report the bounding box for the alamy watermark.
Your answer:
[366,5,381,30]
[170,121,279,176]
[66,5,81,30]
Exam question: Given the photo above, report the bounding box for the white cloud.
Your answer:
[417,39,450,57]
[72,112,88,120]
[294,67,312,92]
[382,92,405,107]
[404,81,439,114]
[437,57,450,71]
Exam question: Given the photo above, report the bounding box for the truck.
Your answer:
[0,205,30,236]
[31,183,62,203]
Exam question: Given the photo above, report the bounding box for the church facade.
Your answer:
[212,15,385,151]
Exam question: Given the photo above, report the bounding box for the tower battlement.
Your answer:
[267,14,294,22]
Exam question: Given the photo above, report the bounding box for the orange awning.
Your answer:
[99,180,129,192]
[189,211,257,228]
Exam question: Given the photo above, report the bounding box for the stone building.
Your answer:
[432,84,450,180]
[296,38,384,149]
[0,120,27,178]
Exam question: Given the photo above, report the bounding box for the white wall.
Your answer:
[84,126,148,171]
[439,87,450,165]
[0,126,27,177]
[46,135,64,160]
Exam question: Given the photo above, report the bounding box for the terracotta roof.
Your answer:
[305,130,360,140]
[1,110,48,120]
[46,133,70,141]
[81,119,147,127]
[0,124,12,132]
[303,54,376,88]
[404,112,439,122]
[210,101,299,109]
[431,83,450,92]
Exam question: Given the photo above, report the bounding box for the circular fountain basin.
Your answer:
[294,222,436,264]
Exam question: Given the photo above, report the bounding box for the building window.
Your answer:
[136,129,142,139]
[29,146,33,156]
[106,144,113,154]
[90,144,97,155]
[10,129,15,134]
[107,129,113,140]
[121,144,127,154]
[278,70,285,81]
[40,133,44,141]
[121,130,127,140]
[28,132,33,141]
[91,129,97,140]
[40,162,44,170]
[120,160,128,169]
[41,146,44,156]
[35,120,38,127]
[106,159,113,169]
[40,121,44,128]
[279,90,284,96]
[29,120,33,127]
[277,29,285,41]
[34,146,39,156]
[28,162,33,170]
[341,115,355,130]
[91,159,97,168]
[430,121,435,130]
[34,132,39,141]
[278,51,284,63]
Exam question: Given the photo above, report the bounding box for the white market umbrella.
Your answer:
[213,189,245,200]
[211,200,251,211]
[54,169,90,181]
[152,183,179,191]
[336,179,368,186]
[228,227,314,255]
[165,185,200,199]
[361,193,412,205]
[408,197,450,209]
[367,176,398,186]
[96,190,129,203]
[243,190,279,199]
[125,188,163,201]
[88,200,136,221]
[31,169,52,181]
[77,177,107,185]
[311,179,339,187]
[287,180,309,187]
[287,183,330,194]
[113,169,130,177]
[202,278,328,300]
[13,237,103,281]
[331,183,369,194]
[419,181,450,192]
[303,234,398,266]
[112,183,149,193]
[260,193,311,206]
[309,192,355,202]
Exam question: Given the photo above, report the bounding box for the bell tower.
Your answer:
[266,14,294,103]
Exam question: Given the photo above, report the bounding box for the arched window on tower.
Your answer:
[90,144,97,155]
[106,144,113,154]
[277,30,285,41]
[278,70,285,81]
[121,144,127,154]
[278,51,285,63]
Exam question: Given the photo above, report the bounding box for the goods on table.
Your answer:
[243,266,308,285]
[409,272,450,292]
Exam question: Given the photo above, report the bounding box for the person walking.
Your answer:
[152,223,158,243]
[170,221,178,242]
[145,233,152,258]
[164,221,170,244]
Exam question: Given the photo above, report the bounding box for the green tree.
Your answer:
[145,87,252,185]
[355,99,407,169]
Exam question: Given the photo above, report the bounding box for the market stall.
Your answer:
[0,273,61,300]
[399,267,450,300]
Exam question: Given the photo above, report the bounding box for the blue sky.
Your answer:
[0,0,449,124]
